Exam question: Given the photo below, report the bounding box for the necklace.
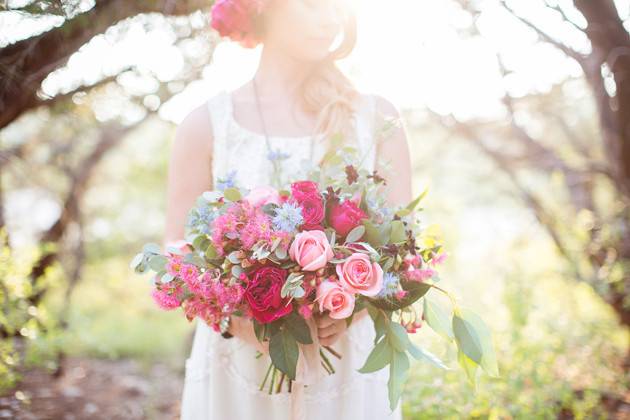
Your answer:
[252,77,316,189]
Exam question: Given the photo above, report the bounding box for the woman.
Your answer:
[163,0,413,418]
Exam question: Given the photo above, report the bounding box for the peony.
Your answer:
[336,253,383,297]
[316,279,355,319]
[244,185,281,207]
[243,266,292,324]
[289,230,334,271]
[327,199,368,238]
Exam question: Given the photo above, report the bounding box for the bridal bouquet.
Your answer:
[130,147,499,411]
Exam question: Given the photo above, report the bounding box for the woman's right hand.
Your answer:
[227,316,270,355]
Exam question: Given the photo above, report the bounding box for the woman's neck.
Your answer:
[252,44,317,102]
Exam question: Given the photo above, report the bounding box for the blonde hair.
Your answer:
[256,4,361,166]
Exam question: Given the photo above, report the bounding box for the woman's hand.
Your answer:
[314,307,369,347]
[227,316,269,355]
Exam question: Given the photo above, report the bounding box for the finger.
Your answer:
[318,321,343,339]
[315,313,336,329]
[319,334,338,347]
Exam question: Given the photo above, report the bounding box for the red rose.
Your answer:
[298,197,325,230]
[327,199,368,238]
[244,266,292,324]
[290,181,325,231]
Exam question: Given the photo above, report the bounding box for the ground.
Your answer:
[0,356,183,420]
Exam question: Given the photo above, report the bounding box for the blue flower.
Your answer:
[187,204,218,235]
[271,201,304,232]
[216,169,238,191]
[376,272,401,298]
[267,149,291,161]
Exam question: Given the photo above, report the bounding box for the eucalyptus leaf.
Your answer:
[407,342,450,370]
[275,246,288,260]
[160,272,175,283]
[387,350,410,411]
[129,253,144,269]
[454,307,499,377]
[148,255,168,272]
[457,346,478,389]
[143,243,161,255]
[423,296,454,340]
[406,186,428,212]
[227,251,242,264]
[357,337,392,373]
[387,322,411,352]
[345,225,366,244]
[223,187,241,202]
[453,311,483,364]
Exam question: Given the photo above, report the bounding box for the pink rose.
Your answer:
[289,230,333,271]
[244,185,281,207]
[336,253,383,297]
[316,279,355,319]
[327,199,368,238]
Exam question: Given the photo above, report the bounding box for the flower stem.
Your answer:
[276,372,286,393]
[259,361,273,391]
[323,345,342,359]
[319,348,335,374]
[268,366,277,395]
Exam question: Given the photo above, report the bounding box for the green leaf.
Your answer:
[358,337,393,373]
[253,320,265,343]
[457,347,478,389]
[389,220,406,243]
[423,296,454,340]
[387,350,410,411]
[205,243,218,259]
[223,187,241,202]
[148,255,168,272]
[143,243,161,255]
[387,321,411,352]
[454,307,499,377]
[129,253,144,269]
[193,235,209,252]
[407,342,450,370]
[368,281,431,311]
[406,186,428,212]
[269,329,299,380]
[363,220,386,247]
[284,312,313,344]
[345,225,365,244]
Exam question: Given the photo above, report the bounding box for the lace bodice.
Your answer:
[208,89,379,189]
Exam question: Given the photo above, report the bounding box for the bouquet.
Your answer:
[130,146,499,411]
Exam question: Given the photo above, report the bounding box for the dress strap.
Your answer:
[206,90,231,182]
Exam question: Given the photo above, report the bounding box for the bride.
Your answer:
[163,0,412,419]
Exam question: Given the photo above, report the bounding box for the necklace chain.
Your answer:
[251,77,315,188]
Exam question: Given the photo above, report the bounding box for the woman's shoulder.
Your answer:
[356,90,401,119]
[171,99,215,160]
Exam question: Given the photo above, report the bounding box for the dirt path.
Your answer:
[0,356,184,420]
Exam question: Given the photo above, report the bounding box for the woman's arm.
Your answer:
[372,94,414,209]
[163,102,269,354]
[163,104,213,250]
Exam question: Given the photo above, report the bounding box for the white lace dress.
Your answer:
[179,89,404,420]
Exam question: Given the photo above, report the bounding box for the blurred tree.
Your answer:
[0,0,218,379]
[445,0,630,367]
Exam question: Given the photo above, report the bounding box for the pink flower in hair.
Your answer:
[210,0,270,49]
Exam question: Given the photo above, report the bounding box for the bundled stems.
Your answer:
[323,345,342,359]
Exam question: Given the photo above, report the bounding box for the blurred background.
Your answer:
[1,0,629,418]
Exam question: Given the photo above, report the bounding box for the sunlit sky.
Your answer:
[3,0,627,123]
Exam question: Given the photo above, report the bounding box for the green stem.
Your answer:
[268,366,277,395]
[259,361,273,391]
[319,348,335,374]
